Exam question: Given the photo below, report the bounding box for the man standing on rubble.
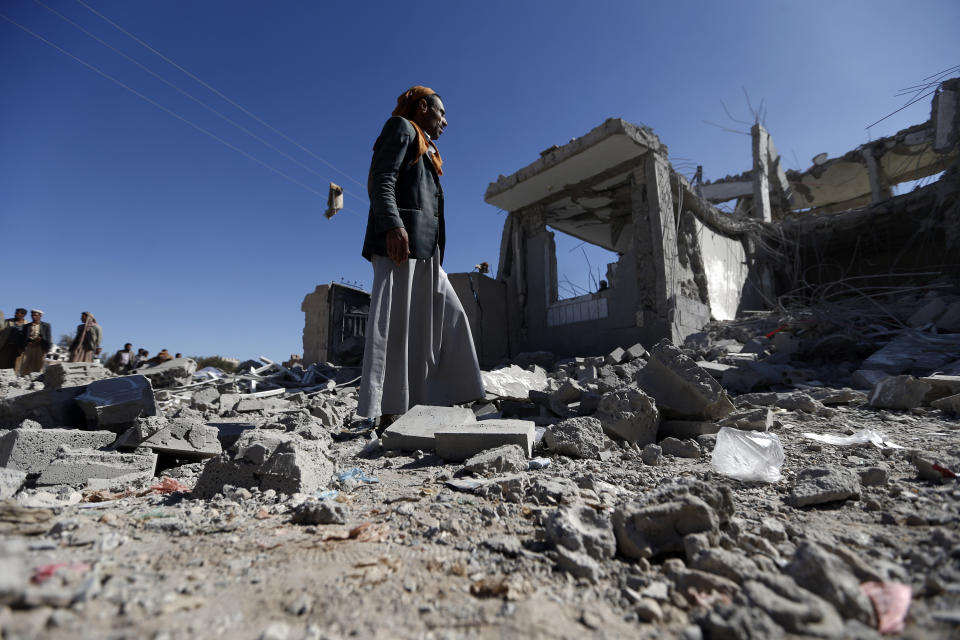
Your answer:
[0,308,28,371]
[358,86,484,431]
[20,310,51,375]
[69,311,101,363]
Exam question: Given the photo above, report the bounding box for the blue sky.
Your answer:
[2,0,957,361]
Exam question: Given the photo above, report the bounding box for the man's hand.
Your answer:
[386,227,410,265]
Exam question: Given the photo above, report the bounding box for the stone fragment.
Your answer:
[605,346,626,365]
[462,444,528,475]
[787,467,861,508]
[194,430,334,498]
[858,467,889,486]
[635,598,663,622]
[719,408,772,431]
[690,547,758,583]
[785,542,876,626]
[207,422,257,449]
[908,298,947,327]
[292,500,346,525]
[543,416,605,459]
[861,331,960,375]
[36,447,157,486]
[130,357,198,388]
[773,393,820,414]
[624,343,646,361]
[923,374,960,402]
[868,375,931,409]
[435,419,534,461]
[0,428,116,474]
[614,495,717,560]
[664,559,740,597]
[0,468,27,499]
[381,405,476,451]
[659,437,701,458]
[190,386,221,411]
[637,339,734,420]
[741,573,844,637]
[525,476,579,505]
[641,444,662,466]
[545,505,616,561]
[75,376,157,429]
[595,387,659,445]
[554,546,601,582]
[807,387,867,405]
[114,415,221,458]
[43,362,110,390]
[658,420,718,439]
[547,379,585,417]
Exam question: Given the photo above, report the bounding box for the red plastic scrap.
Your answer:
[931,463,957,479]
[31,562,90,585]
[861,581,912,634]
[765,325,787,339]
[147,477,191,494]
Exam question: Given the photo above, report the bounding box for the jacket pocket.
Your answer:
[398,207,421,230]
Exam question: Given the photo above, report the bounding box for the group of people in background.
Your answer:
[106,345,180,374]
[0,309,101,376]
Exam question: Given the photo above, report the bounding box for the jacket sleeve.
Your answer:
[368,117,414,234]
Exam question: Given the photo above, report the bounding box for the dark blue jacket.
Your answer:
[362,117,445,264]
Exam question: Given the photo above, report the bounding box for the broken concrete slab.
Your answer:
[0,386,86,428]
[860,331,960,375]
[75,375,157,430]
[787,467,861,508]
[867,375,932,409]
[43,362,110,390]
[0,428,116,474]
[130,357,198,388]
[462,444,528,475]
[381,405,476,452]
[114,415,221,458]
[193,430,334,498]
[920,374,960,402]
[696,361,734,379]
[434,419,535,461]
[0,468,27,499]
[595,387,659,445]
[36,447,157,486]
[543,416,606,459]
[637,339,734,420]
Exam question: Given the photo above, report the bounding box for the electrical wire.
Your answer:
[33,0,368,207]
[1,12,331,201]
[74,0,367,192]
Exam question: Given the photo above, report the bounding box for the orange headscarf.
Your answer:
[391,85,443,176]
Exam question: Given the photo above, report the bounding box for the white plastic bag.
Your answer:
[711,426,784,482]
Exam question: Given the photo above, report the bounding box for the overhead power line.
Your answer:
[1,12,330,200]
[73,0,367,192]
[32,0,367,206]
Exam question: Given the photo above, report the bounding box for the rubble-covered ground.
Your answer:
[2,291,960,639]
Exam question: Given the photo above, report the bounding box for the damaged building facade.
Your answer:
[479,78,960,359]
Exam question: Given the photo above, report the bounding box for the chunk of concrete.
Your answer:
[624,343,646,361]
[920,374,960,402]
[129,357,198,388]
[605,346,627,365]
[462,444,528,475]
[719,408,772,431]
[114,415,221,458]
[860,331,960,375]
[545,504,616,561]
[543,416,606,459]
[547,379,585,417]
[659,437,701,458]
[0,468,27,499]
[637,339,734,420]
[0,428,116,474]
[190,386,221,411]
[43,362,110,390]
[787,467,861,508]
[785,542,877,627]
[867,375,932,409]
[193,430,334,498]
[614,494,718,560]
[595,387,659,445]
[381,405,476,451]
[0,386,86,428]
[696,361,734,379]
[931,393,960,415]
[75,375,157,429]
[36,447,157,486]
[434,419,534,461]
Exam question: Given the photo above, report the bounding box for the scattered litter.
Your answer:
[337,468,379,484]
[802,429,903,449]
[445,477,489,492]
[860,581,911,634]
[149,477,191,494]
[313,490,339,500]
[528,457,551,470]
[481,365,549,398]
[31,563,90,585]
[710,426,784,483]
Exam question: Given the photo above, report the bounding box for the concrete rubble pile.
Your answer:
[1,318,959,639]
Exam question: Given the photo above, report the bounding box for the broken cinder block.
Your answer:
[114,415,221,458]
[0,428,116,475]
[381,405,476,451]
[637,339,734,420]
[434,419,535,461]
[36,447,157,486]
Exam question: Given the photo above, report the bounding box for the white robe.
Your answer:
[358,253,484,418]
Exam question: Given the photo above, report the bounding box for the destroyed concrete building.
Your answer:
[301,282,369,367]
[479,77,960,359]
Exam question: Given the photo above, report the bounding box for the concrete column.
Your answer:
[632,152,680,341]
[863,146,885,204]
[751,124,772,222]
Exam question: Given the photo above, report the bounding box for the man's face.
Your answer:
[418,97,447,139]
[30,312,41,323]
[14,310,26,321]
[80,313,87,322]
